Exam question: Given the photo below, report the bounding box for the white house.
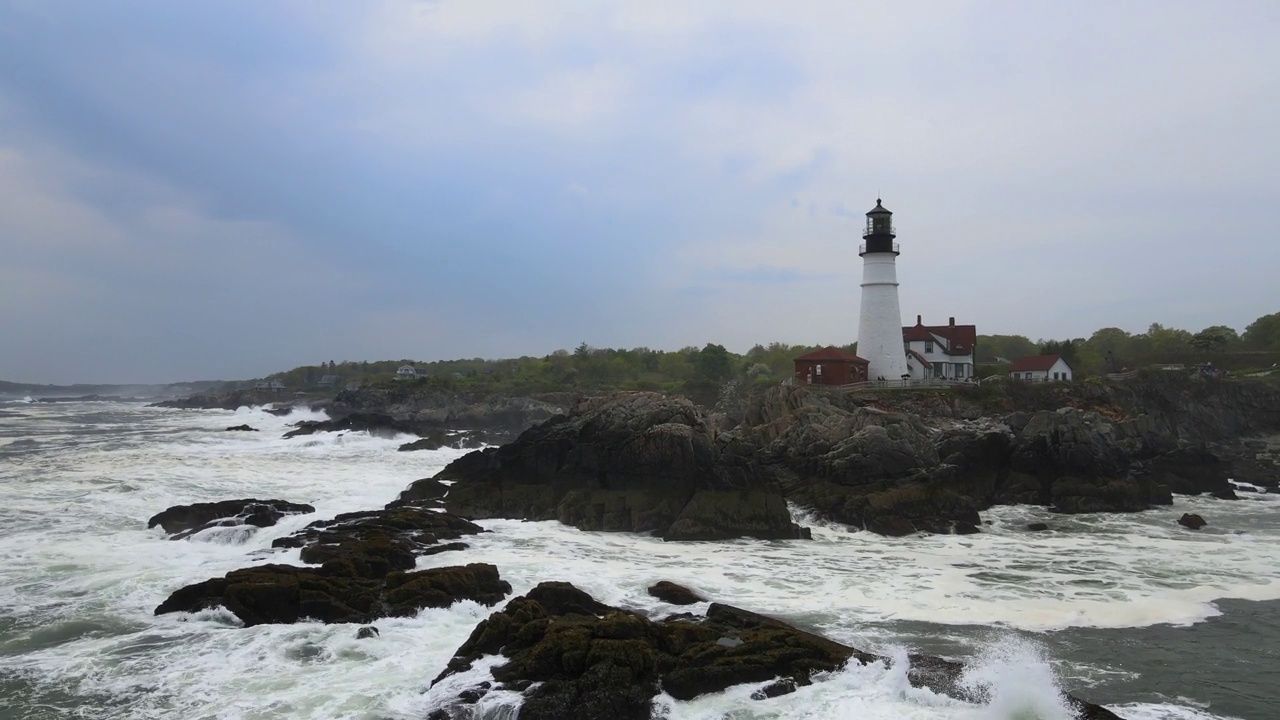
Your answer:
[902,316,977,380]
[1010,354,1073,382]
[394,364,418,380]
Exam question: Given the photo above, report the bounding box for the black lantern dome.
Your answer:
[860,198,899,256]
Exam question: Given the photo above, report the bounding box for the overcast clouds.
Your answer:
[2,1,1278,383]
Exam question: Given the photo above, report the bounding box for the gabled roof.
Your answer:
[1010,354,1068,372]
[902,325,938,342]
[906,349,932,368]
[902,319,977,356]
[794,346,868,363]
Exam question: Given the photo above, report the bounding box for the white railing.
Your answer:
[835,377,973,391]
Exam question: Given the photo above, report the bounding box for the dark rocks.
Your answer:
[389,478,451,507]
[418,392,808,542]
[425,582,1122,720]
[356,626,379,639]
[398,430,492,452]
[225,424,258,432]
[1210,487,1239,500]
[1179,513,1208,530]
[330,386,567,436]
[283,412,414,439]
[647,581,704,605]
[751,679,797,699]
[1026,522,1050,532]
[154,562,510,626]
[271,506,485,573]
[148,499,315,537]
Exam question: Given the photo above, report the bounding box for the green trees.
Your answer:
[1243,312,1280,350]
[976,335,1038,362]
[1190,326,1240,352]
[254,309,1280,396]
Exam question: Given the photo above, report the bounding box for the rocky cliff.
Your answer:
[412,375,1280,538]
[396,392,809,542]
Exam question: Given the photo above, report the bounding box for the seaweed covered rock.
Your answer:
[404,393,808,542]
[148,499,315,539]
[271,506,483,573]
[154,563,509,626]
[423,582,1124,720]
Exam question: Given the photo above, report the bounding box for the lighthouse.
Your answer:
[856,199,909,381]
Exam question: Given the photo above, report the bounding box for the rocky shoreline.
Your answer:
[146,374,1280,717]
[149,498,1122,718]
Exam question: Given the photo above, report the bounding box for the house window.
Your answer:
[816,364,823,376]
[955,363,966,378]
[925,341,934,353]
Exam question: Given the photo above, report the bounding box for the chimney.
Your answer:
[949,316,955,327]
[916,314,922,325]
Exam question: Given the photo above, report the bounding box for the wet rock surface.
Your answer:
[148,499,315,538]
[397,430,493,452]
[1179,513,1208,530]
[283,412,415,439]
[154,562,510,626]
[224,424,258,432]
[425,581,1123,720]
[647,581,704,605]
[270,506,484,577]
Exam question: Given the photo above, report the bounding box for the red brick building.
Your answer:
[793,346,871,386]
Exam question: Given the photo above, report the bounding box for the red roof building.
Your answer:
[901,315,978,380]
[1009,354,1073,382]
[793,346,870,386]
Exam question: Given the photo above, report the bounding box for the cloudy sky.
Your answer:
[2,1,1277,383]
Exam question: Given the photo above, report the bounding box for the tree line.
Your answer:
[251,311,1280,400]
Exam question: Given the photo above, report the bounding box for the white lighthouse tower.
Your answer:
[856,198,908,381]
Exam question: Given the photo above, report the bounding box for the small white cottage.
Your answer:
[1009,354,1073,382]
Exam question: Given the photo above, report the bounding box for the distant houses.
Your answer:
[394,364,418,381]
[1010,354,1073,382]
[251,380,288,393]
[902,316,977,381]
[317,374,338,387]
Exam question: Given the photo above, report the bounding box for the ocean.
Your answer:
[0,399,1276,720]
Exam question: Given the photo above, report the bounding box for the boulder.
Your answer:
[154,562,510,626]
[647,581,704,605]
[1026,522,1049,532]
[148,499,315,537]
[356,626,379,639]
[424,582,1123,720]
[413,393,808,542]
[1178,513,1207,530]
[271,506,485,574]
[225,424,258,432]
